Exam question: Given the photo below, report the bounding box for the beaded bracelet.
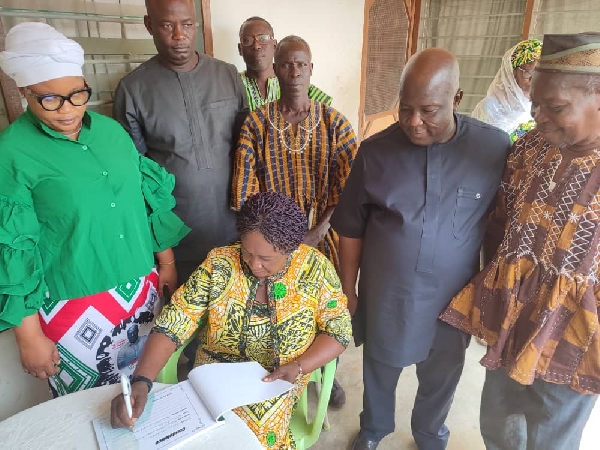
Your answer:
[158,260,176,266]
[130,375,153,393]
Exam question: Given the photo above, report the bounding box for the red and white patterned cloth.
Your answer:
[39,269,159,396]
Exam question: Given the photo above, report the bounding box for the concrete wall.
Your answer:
[210,0,364,130]
[0,330,52,421]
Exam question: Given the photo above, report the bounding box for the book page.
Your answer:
[188,361,294,420]
[93,381,223,450]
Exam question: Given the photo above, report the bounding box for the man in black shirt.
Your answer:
[332,48,511,450]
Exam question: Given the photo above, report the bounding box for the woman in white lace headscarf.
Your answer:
[472,39,542,143]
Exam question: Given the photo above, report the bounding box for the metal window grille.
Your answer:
[0,0,205,129]
[364,0,409,117]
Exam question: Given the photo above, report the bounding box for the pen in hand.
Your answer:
[121,373,133,420]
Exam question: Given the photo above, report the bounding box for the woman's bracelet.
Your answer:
[295,360,303,377]
[130,375,153,393]
[158,260,176,266]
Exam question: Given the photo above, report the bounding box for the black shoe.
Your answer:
[328,378,346,408]
[350,433,380,450]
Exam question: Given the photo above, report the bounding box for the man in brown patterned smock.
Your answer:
[441,33,600,450]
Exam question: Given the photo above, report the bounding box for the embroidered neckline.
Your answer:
[266,101,321,154]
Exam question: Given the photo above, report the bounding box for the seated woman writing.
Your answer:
[110,192,352,449]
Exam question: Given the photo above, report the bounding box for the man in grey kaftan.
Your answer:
[114,56,247,278]
[113,0,248,282]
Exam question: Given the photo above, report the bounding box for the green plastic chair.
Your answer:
[155,333,198,384]
[289,358,336,450]
[155,330,335,450]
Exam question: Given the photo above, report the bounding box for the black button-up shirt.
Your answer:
[331,114,511,367]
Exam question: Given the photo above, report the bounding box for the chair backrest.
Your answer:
[155,331,198,384]
[289,359,336,450]
[0,330,52,420]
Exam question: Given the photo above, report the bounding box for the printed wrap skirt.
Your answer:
[39,269,159,396]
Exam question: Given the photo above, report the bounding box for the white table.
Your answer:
[0,383,262,450]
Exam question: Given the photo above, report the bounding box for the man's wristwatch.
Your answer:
[130,375,153,393]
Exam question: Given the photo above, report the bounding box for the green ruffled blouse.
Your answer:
[0,109,190,330]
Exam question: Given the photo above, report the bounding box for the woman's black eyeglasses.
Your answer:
[24,85,92,112]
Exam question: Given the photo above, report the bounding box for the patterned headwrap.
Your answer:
[510,39,542,69]
[537,33,600,74]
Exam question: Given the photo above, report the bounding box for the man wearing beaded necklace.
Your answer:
[237,17,332,111]
[232,35,358,408]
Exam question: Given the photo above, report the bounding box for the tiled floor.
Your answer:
[313,343,599,450]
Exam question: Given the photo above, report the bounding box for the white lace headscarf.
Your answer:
[471,40,541,133]
[0,22,84,87]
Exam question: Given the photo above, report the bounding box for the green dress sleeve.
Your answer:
[0,195,48,331]
[138,155,191,252]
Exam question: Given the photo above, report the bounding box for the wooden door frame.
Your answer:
[521,0,535,39]
[0,20,22,123]
[200,0,213,56]
[357,0,421,141]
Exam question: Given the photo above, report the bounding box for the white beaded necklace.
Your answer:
[267,104,321,154]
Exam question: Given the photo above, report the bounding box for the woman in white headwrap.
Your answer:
[0,22,190,396]
[472,39,542,143]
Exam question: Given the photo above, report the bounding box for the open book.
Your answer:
[93,361,294,450]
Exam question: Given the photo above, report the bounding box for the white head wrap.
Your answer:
[0,22,84,87]
[471,44,532,133]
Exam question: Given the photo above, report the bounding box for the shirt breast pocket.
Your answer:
[208,98,238,109]
[204,98,239,139]
[452,187,483,240]
[208,98,238,120]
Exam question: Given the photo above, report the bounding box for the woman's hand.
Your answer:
[156,248,177,295]
[158,263,177,296]
[19,334,60,379]
[263,361,301,383]
[345,290,358,316]
[14,315,60,379]
[111,381,149,428]
[111,333,178,428]
[303,224,330,248]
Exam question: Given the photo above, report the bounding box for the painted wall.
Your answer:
[0,330,52,420]
[210,0,364,130]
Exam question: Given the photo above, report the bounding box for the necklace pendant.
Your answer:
[269,103,322,155]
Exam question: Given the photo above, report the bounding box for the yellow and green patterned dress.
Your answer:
[154,243,352,449]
